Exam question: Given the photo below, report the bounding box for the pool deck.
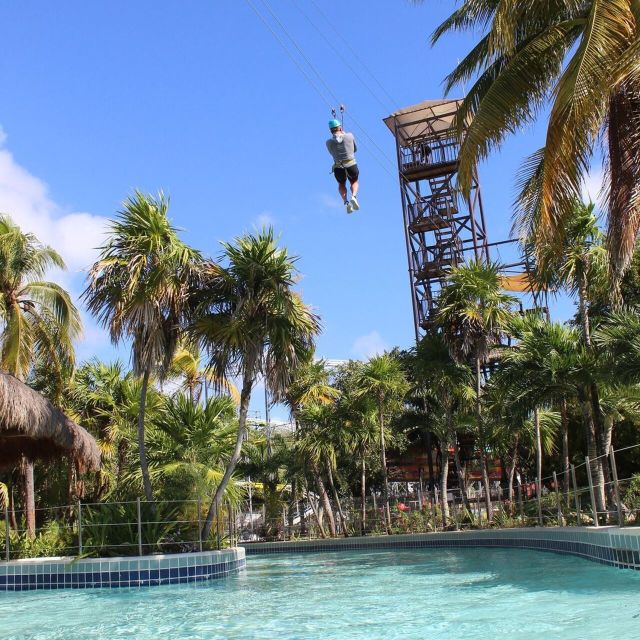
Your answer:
[0,547,245,591]
[241,526,640,570]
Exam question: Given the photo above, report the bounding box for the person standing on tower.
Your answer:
[326,119,360,214]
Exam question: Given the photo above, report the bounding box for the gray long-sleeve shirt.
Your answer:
[326,132,357,167]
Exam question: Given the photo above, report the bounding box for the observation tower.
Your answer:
[384,99,493,340]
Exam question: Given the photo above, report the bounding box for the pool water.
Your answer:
[2,548,640,639]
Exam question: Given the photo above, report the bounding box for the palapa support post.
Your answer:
[77,500,83,555]
[137,497,143,556]
[571,464,581,524]
[610,449,624,527]
[585,457,599,527]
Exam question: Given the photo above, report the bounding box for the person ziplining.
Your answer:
[326,118,360,214]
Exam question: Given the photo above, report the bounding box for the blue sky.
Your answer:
[0,1,599,420]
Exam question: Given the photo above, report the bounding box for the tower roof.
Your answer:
[383,98,462,145]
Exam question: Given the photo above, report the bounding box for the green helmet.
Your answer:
[328,119,341,129]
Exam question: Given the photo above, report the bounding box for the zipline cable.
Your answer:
[306,0,400,112]
[244,0,334,111]
[253,0,398,177]
[291,0,397,114]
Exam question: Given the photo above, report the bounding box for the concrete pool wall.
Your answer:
[242,526,640,570]
[0,547,245,591]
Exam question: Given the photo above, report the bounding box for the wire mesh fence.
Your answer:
[2,444,640,559]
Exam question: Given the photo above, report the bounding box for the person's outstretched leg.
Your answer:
[349,178,359,210]
[339,181,353,212]
[338,181,348,203]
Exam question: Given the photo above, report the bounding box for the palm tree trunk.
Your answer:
[440,439,450,526]
[312,462,336,537]
[288,478,296,535]
[326,460,348,537]
[453,440,470,512]
[561,399,570,509]
[578,275,613,513]
[306,491,326,538]
[507,437,518,505]
[578,386,606,520]
[138,368,154,503]
[534,407,543,526]
[20,457,35,538]
[360,453,367,535]
[475,355,492,520]
[378,398,392,534]
[590,383,615,513]
[201,362,255,541]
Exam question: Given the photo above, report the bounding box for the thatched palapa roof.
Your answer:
[0,371,100,472]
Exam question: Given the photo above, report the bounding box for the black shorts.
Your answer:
[333,164,359,184]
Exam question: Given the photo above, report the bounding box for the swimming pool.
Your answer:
[1,548,639,639]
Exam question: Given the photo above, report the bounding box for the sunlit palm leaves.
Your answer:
[83,191,202,502]
[192,228,320,539]
[0,215,81,380]
[428,0,640,277]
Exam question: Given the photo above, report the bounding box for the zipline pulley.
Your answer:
[331,104,345,127]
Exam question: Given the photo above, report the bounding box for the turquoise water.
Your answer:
[2,549,640,639]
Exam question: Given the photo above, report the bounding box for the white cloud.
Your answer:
[318,193,342,210]
[253,212,275,228]
[0,130,111,356]
[0,140,108,275]
[350,330,387,360]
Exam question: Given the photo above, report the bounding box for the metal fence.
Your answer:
[2,444,640,559]
[237,443,640,542]
[1,497,240,561]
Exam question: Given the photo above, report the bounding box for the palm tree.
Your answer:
[149,393,241,503]
[168,342,239,405]
[427,0,640,278]
[333,361,379,535]
[410,334,475,523]
[192,228,320,541]
[296,404,338,537]
[355,353,410,534]
[83,191,202,503]
[492,316,582,510]
[0,215,81,535]
[536,203,611,512]
[437,260,516,520]
[283,357,340,534]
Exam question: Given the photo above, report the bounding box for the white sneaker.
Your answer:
[345,201,354,214]
[350,196,360,210]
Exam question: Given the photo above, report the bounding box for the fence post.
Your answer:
[136,497,143,556]
[585,456,599,527]
[197,497,203,552]
[553,472,562,526]
[609,448,624,527]
[4,504,9,562]
[571,464,581,524]
[77,500,83,555]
